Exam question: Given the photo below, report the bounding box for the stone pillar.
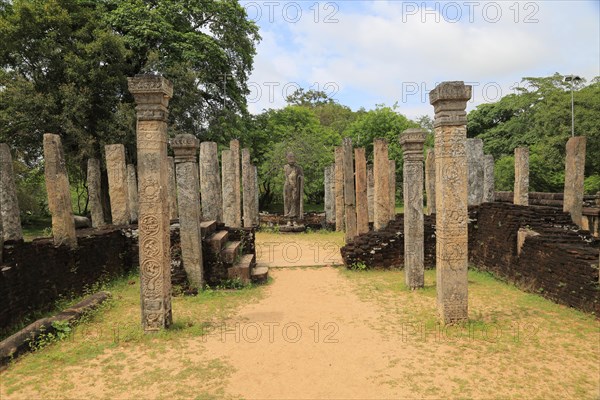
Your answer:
[128,75,173,332]
[466,138,484,206]
[389,160,396,220]
[199,142,222,222]
[514,147,529,206]
[127,164,139,223]
[87,158,105,228]
[105,144,130,226]
[167,156,178,221]
[334,146,345,231]
[324,164,335,225]
[253,165,260,226]
[230,139,242,228]
[425,148,436,215]
[367,165,374,224]
[400,129,427,289]
[430,81,471,324]
[354,148,369,235]
[171,134,203,288]
[482,154,495,203]
[343,138,357,242]
[373,139,390,230]
[43,134,77,248]
[222,150,237,227]
[0,144,23,241]
[563,136,587,226]
[242,148,258,228]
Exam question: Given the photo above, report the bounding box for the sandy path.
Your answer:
[255,236,344,267]
[201,267,402,399]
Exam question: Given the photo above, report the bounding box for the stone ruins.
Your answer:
[105,144,130,226]
[282,152,304,232]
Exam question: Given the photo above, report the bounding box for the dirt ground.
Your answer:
[1,236,599,399]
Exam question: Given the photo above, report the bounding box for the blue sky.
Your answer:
[240,0,600,119]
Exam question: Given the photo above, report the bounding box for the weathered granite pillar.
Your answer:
[466,138,484,206]
[400,128,427,289]
[128,75,173,332]
[324,164,335,225]
[514,147,529,206]
[374,139,390,230]
[0,144,23,241]
[367,165,374,224]
[87,159,105,228]
[430,81,471,324]
[355,148,369,235]
[483,154,495,203]
[389,160,396,220]
[253,165,260,226]
[425,148,436,215]
[105,144,130,226]
[563,136,587,226]
[127,164,139,223]
[230,139,242,228]
[167,156,178,221]
[199,142,222,222]
[334,146,345,231]
[43,134,77,248]
[343,138,357,242]
[242,148,258,228]
[171,134,203,288]
[222,149,237,227]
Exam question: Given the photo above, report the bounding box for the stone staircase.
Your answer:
[200,220,268,285]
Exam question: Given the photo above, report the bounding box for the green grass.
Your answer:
[20,216,51,242]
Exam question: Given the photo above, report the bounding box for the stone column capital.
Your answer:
[400,128,427,161]
[127,75,173,121]
[429,81,472,127]
[171,134,199,163]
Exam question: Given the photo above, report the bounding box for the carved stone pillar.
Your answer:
[400,128,426,289]
[373,139,390,230]
[87,158,105,228]
[127,164,139,223]
[389,160,396,220]
[482,154,495,203]
[429,81,471,324]
[514,147,529,206]
[343,138,357,242]
[105,144,130,225]
[199,142,222,222]
[171,134,203,288]
[128,75,173,332]
[425,148,436,215]
[354,148,369,235]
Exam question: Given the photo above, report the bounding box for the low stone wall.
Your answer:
[0,228,136,332]
[259,212,331,230]
[340,214,437,268]
[495,191,599,208]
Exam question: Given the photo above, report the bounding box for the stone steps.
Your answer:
[200,220,217,238]
[207,230,228,253]
[227,254,255,283]
[251,266,269,284]
[221,241,242,264]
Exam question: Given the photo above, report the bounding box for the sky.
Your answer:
[240,0,600,119]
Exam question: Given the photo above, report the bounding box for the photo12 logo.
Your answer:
[247,81,340,104]
[401,2,540,24]
[242,1,340,24]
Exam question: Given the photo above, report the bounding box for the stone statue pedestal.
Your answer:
[279,223,306,233]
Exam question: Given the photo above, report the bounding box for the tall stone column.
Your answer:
[167,156,178,221]
[105,144,130,226]
[389,160,396,220]
[324,164,335,225]
[367,165,374,223]
[466,138,484,206]
[199,142,222,222]
[87,158,105,228]
[425,148,436,215]
[354,148,369,235]
[253,165,260,226]
[429,81,471,324]
[128,75,173,332]
[222,149,237,227]
[0,144,23,241]
[230,139,242,228]
[242,148,258,228]
[563,136,587,226]
[343,138,357,242]
[171,134,203,288]
[43,134,77,248]
[373,139,390,230]
[127,164,139,223]
[482,154,495,203]
[400,129,427,289]
[514,147,529,206]
[334,146,345,231]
